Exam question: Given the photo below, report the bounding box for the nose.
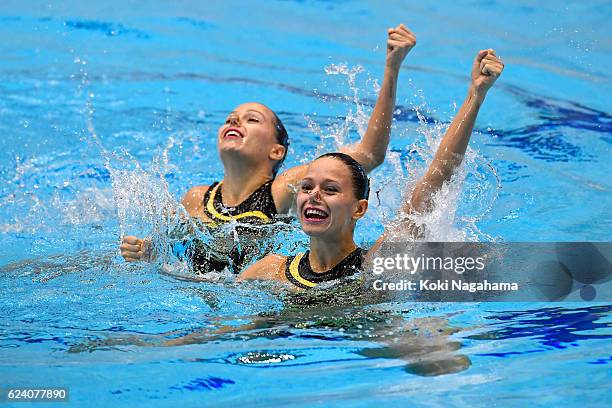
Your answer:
[307,188,322,202]
[228,115,240,126]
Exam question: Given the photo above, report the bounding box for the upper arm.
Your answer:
[271,164,309,214]
[406,177,432,214]
[408,155,460,214]
[237,254,288,282]
[181,185,209,216]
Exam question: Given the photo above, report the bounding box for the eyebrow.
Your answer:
[301,177,342,185]
[323,179,341,186]
[228,109,266,120]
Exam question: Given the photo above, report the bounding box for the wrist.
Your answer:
[143,237,155,262]
[468,85,487,104]
[384,64,401,76]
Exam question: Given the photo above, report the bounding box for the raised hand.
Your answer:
[386,24,416,71]
[120,235,152,262]
[471,49,504,97]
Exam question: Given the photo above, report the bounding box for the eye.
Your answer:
[300,182,313,192]
[324,186,339,194]
[247,117,260,123]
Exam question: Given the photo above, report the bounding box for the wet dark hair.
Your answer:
[270,110,289,176]
[317,152,370,200]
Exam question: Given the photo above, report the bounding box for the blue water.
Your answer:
[1,1,611,407]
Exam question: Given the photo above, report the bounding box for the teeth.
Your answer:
[226,130,241,137]
[305,208,328,218]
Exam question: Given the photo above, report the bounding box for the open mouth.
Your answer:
[224,128,244,139]
[302,207,329,223]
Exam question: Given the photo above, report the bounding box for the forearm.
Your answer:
[356,67,399,171]
[430,86,485,181]
[343,23,415,172]
[407,86,486,213]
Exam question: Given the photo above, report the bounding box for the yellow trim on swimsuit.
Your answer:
[288,253,317,288]
[206,182,271,223]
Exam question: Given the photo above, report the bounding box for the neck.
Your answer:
[308,233,357,273]
[221,156,273,206]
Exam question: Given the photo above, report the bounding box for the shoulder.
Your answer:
[181,185,210,215]
[237,254,288,282]
[272,164,309,214]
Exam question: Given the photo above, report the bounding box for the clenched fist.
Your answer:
[386,24,416,71]
[471,49,504,96]
[120,235,152,262]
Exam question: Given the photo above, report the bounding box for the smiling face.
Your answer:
[297,157,368,239]
[217,102,285,175]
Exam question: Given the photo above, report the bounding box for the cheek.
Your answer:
[328,197,351,214]
[253,124,277,143]
[246,127,270,147]
[296,192,308,208]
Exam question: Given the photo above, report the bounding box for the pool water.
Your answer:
[1,1,611,407]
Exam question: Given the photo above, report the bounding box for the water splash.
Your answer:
[76,59,212,271]
[308,63,371,153]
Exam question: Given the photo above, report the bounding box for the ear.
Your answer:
[269,144,286,162]
[353,199,369,220]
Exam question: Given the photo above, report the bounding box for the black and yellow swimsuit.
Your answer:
[202,181,278,225]
[191,180,283,274]
[285,248,365,289]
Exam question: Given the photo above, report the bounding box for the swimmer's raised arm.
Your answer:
[273,24,416,214]
[340,23,416,172]
[370,49,504,245]
[407,49,503,214]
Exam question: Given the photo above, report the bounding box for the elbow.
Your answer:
[368,160,383,173]
[406,183,434,215]
[367,152,386,172]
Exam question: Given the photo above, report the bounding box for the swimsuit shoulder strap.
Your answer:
[201,181,220,209]
[285,252,316,289]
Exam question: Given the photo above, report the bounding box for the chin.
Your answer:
[300,221,331,237]
[218,141,244,154]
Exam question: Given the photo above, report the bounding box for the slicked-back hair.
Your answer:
[271,111,289,176]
